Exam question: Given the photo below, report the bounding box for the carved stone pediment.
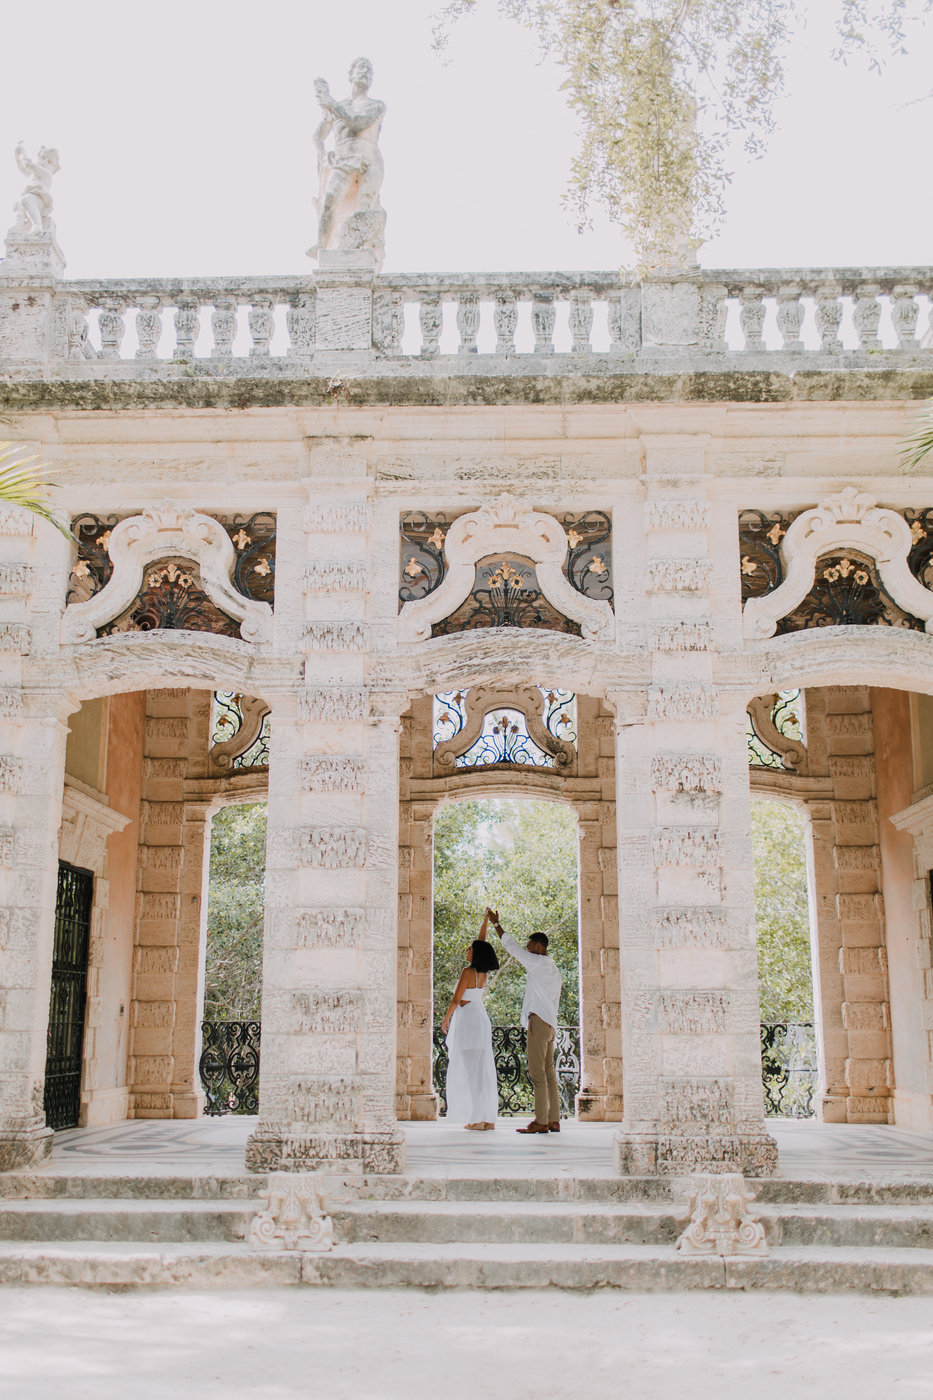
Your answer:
[61,504,273,645]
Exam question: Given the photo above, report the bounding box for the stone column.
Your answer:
[0,233,66,372]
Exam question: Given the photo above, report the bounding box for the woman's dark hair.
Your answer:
[470,940,500,974]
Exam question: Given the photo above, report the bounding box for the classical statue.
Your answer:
[9,143,60,238]
[307,57,386,268]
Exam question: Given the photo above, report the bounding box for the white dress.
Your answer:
[444,986,499,1125]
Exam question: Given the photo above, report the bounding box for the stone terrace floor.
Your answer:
[8,1118,933,1182]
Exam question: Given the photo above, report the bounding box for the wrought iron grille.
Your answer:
[399,510,452,604]
[761,1021,817,1118]
[432,555,581,637]
[738,509,799,603]
[747,690,804,769]
[211,691,271,769]
[67,513,120,604]
[220,512,276,606]
[777,550,923,633]
[44,861,94,1131]
[199,1020,261,1115]
[99,557,242,637]
[432,1025,581,1116]
[561,510,613,607]
[433,688,577,769]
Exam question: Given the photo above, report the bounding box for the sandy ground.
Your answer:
[1,1288,932,1400]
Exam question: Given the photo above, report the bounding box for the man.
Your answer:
[308,57,385,256]
[487,907,563,1135]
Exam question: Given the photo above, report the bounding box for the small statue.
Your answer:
[307,57,386,267]
[9,143,60,238]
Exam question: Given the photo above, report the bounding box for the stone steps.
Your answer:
[1,1238,932,1293]
[0,1198,254,1243]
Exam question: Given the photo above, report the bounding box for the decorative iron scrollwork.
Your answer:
[777,550,923,633]
[219,512,276,606]
[66,513,121,604]
[561,510,613,607]
[98,557,241,637]
[399,511,452,604]
[199,1020,261,1115]
[903,507,933,590]
[432,1024,581,1116]
[747,690,804,770]
[760,1021,816,1118]
[738,509,799,603]
[431,555,581,637]
[433,688,577,769]
[211,691,271,769]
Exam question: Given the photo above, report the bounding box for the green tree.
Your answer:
[752,797,814,1021]
[0,442,69,536]
[432,797,580,1026]
[203,802,267,1020]
[435,1,928,265]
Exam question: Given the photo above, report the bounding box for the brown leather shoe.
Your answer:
[516,1122,550,1134]
[548,1122,560,1132]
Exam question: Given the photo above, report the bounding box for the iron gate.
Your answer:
[44,860,94,1130]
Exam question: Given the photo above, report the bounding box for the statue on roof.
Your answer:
[9,143,60,239]
[307,57,386,271]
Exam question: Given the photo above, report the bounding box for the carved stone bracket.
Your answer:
[61,504,273,644]
[675,1173,769,1256]
[248,1173,335,1252]
[398,494,614,643]
[742,488,933,639]
[747,693,808,772]
[434,683,576,771]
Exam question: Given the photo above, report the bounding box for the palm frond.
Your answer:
[900,404,933,472]
[0,443,71,538]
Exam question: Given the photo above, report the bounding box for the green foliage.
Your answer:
[435,0,929,266]
[0,442,69,537]
[203,802,267,1021]
[752,797,814,1021]
[432,798,579,1026]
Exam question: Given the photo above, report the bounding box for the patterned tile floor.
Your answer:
[13,1116,933,1181]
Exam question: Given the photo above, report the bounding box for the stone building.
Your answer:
[2,213,933,1180]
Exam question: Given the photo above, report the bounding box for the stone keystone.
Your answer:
[675,1173,768,1257]
[248,1172,335,1252]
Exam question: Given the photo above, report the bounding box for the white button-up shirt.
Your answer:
[500,931,563,1030]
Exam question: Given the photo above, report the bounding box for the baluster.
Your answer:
[740,287,766,352]
[419,293,442,356]
[891,284,919,349]
[287,291,317,357]
[815,284,843,355]
[135,295,162,360]
[532,292,556,354]
[174,296,200,360]
[456,293,480,353]
[494,290,517,355]
[569,288,593,353]
[853,284,882,351]
[776,285,804,354]
[248,295,274,356]
[372,289,401,355]
[68,300,91,360]
[697,282,727,354]
[211,297,237,357]
[97,297,125,359]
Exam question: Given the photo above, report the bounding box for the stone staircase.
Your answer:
[1,1171,933,1292]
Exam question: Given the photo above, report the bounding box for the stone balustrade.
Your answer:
[2,263,933,373]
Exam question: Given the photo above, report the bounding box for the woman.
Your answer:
[441,911,500,1130]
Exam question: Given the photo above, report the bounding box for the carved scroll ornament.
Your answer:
[61,504,273,645]
[742,488,933,639]
[398,494,614,644]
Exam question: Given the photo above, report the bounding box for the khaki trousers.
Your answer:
[526,1013,560,1124]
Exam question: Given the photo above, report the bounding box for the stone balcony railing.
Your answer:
[2,254,933,379]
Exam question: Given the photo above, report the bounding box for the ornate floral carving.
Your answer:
[645,558,713,593]
[645,500,712,532]
[299,827,367,868]
[652,621,714,652]
[654,907,728,947]
[651,752,722,794]
[652,827,724,869]
[299,688,368,722]
[295,908,365,948]
[657,991,728,1034]
[248,1173,335,1251]
[661,1079,734,1130]
[304,621,368,651]
[0,623,29,653]
[648,686,717,722]
[675,1174,768,1257]
[292,990,364,1034]
[305,561,368,593]
[305,503,371,534]
[298,756,365,792]
[0,564,29,596]
[0,757,24,793]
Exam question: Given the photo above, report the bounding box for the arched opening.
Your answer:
[431,796,580,1119]
[751,796,818,1118]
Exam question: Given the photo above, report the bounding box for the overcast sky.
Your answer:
[0,0,931,279]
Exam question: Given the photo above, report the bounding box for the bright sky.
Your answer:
[1,0,931,279]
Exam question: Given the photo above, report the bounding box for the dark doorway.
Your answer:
[44,860,94,1130]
